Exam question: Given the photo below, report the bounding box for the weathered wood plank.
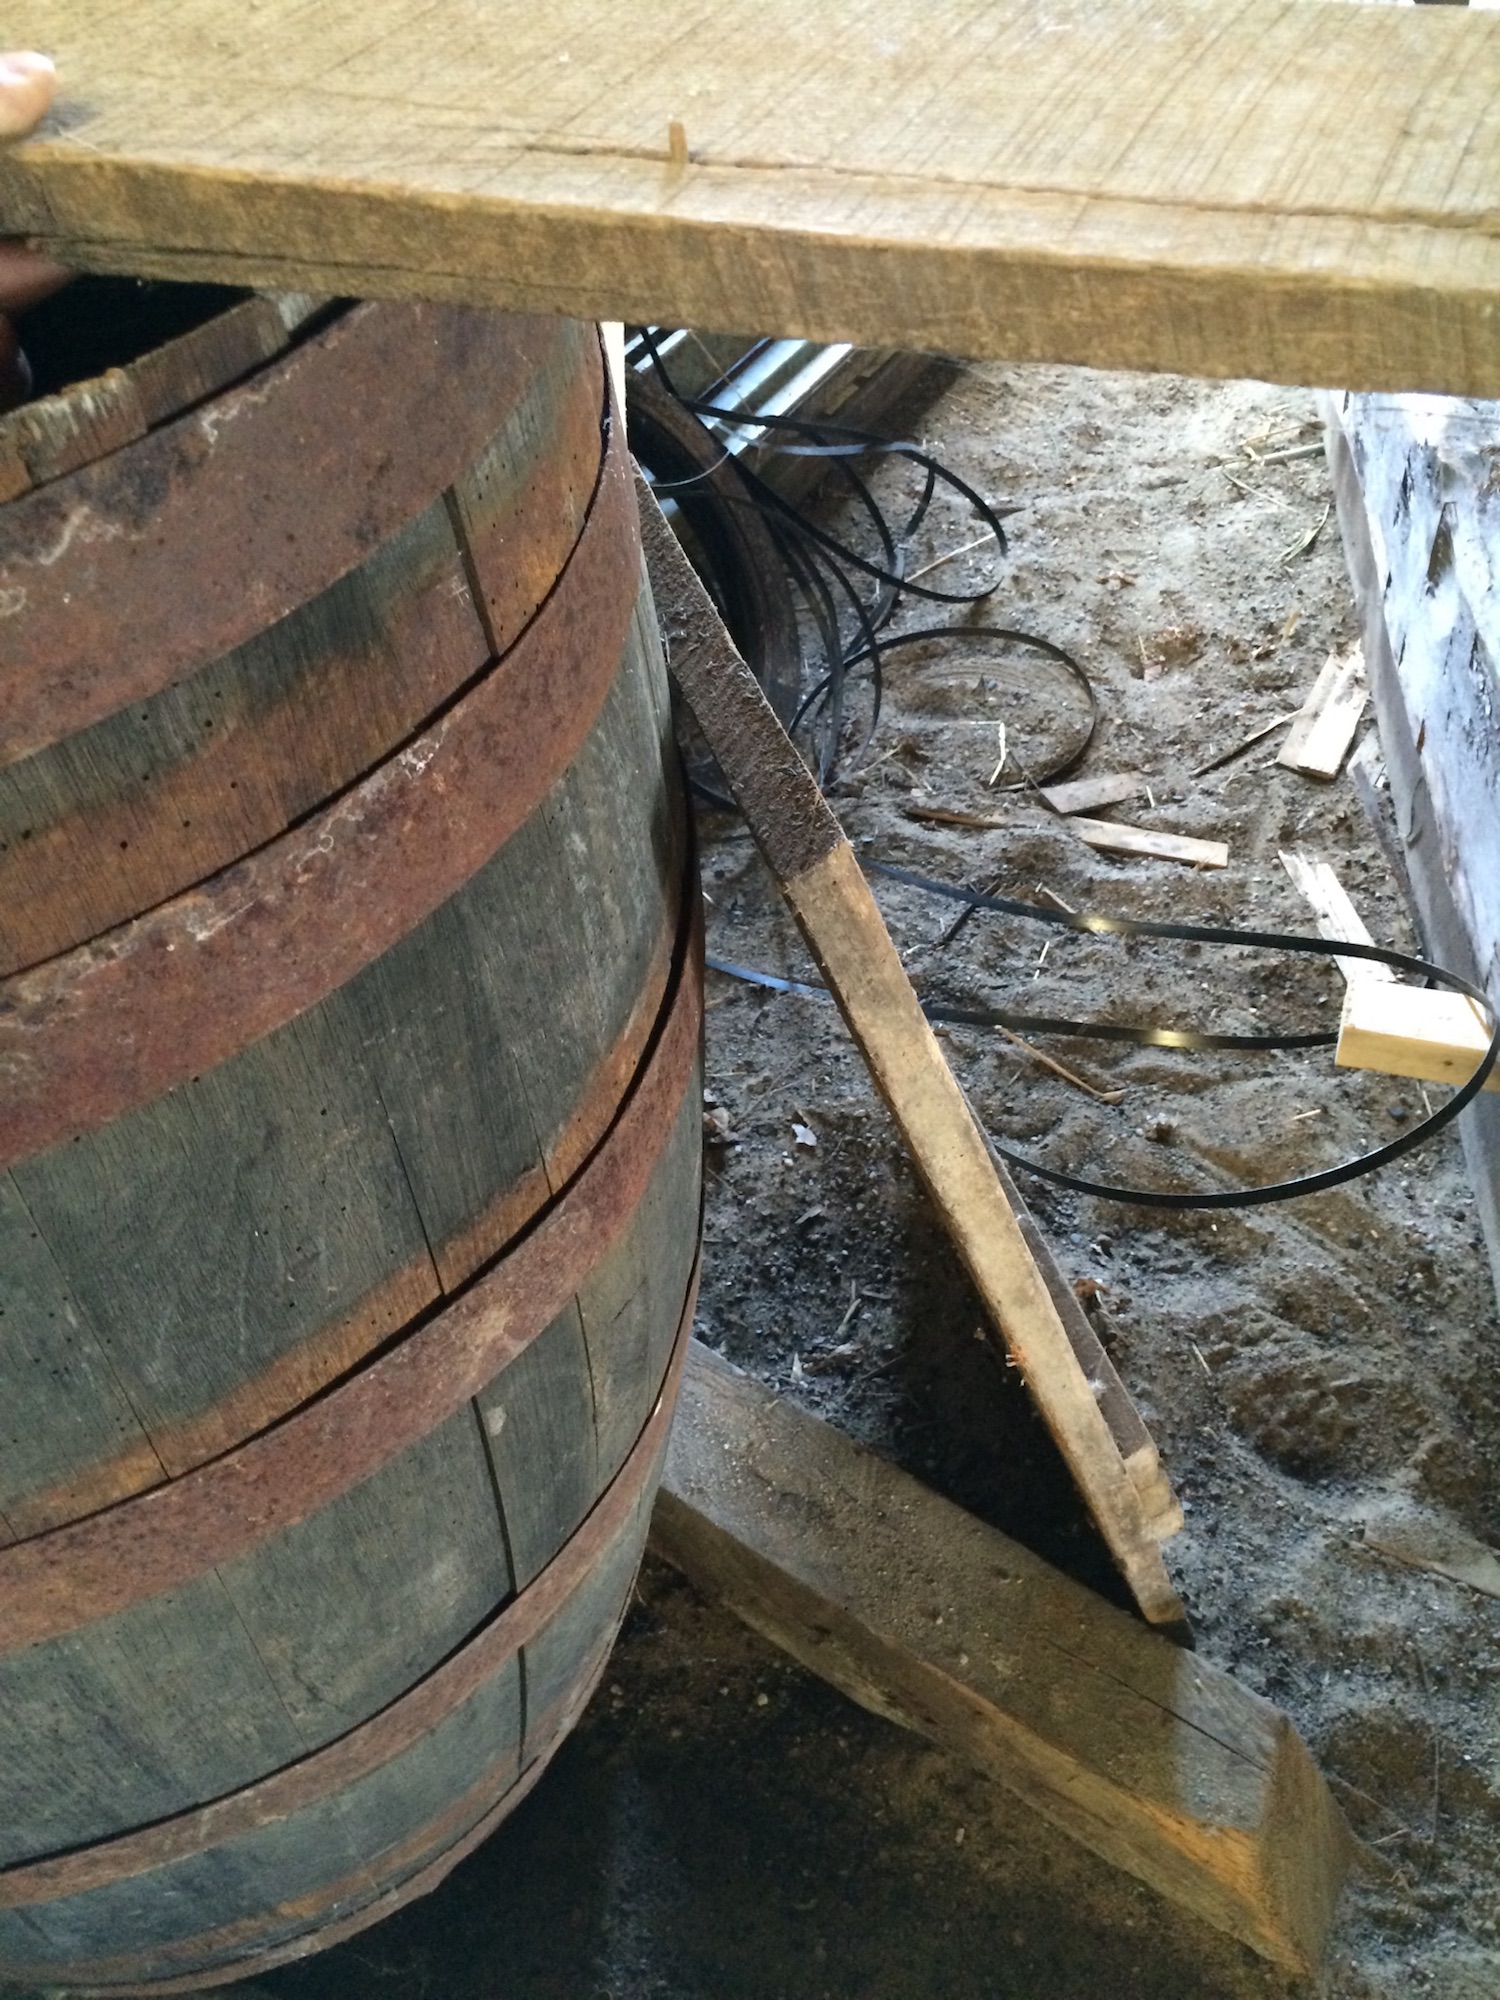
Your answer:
[476,1303,599,1592]
[1279,847,1397,987]
[576,1084,703,1490]
[1,1653,524,1967]
[10,1002,441,1479]
[652,1344,1351,1975]
[1067,816,1229,868]
[0,490,489,971]
[212,1402,513,1741]
[1276,643,1367,780]
[334,583,684,1290]
[638,473,1187,1630]
[1037,771,1146,817]
[3,0,1500,393]
[1322,388,1500,1308]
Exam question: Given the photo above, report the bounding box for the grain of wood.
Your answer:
[1278,848,1396,986]
[1337,981,1499,1095]
[1067,817,1229,868]
[1276,644,1367,779]
[1036,771,1145,816]
[4,0,1500,393]
[652,1345,1350,1973]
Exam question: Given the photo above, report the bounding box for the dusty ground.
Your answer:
[687,359,1500,1996]
[101,359,1500,2000]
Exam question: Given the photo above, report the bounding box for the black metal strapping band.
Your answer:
[706,861,1499,1210]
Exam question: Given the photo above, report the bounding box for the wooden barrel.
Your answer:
[0,298,702,1992]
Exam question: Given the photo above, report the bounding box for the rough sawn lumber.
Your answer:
[652,1343,1351,1975]
[636,471,1187,1631]
[3,0,1500,394]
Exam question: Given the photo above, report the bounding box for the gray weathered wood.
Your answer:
[1323,389,1500,1311]
[652,1345,1350,1975]
[212,1403,512,1741]
[0,1574,311,1864]
[1,1653,524,1968]
[11,1002,442,1472]
[0,1174,161,1541]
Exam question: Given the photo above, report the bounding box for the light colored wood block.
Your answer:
[1337,981,1499,1094]
[1037,771,1146,816]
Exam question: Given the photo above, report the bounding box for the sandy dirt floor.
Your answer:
[33,358,1497,2000]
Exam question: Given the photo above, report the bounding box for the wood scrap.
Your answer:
[1279,849,1396,986]
[1036,771,1145,816]
[903,803,1006,832]
[636,468,1188,1631]
[1068,818,1229,869]
[1360,1506,1500,1602]
[1277,644,1367,779]
[652,1343,1348,1973]
[1337,981,1499,1095]
[992,1021,1127,1108]
[3,1,1500,397]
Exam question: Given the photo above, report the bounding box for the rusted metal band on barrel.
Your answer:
[0,897,701,1659]
[0,1241,698,1917]
[0,891,682,1544]
[0,406,637,1172]
[0,304,590,767]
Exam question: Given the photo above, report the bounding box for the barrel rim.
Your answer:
[0,399,634,1170]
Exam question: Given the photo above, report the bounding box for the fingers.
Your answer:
[0,49,56,140]
[0,52,68,323]
[0,240,70,316]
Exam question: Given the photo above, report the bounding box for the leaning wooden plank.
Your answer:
[1337,981,1500,1096]
[636,471,1188,1632]
[1068,818,1229,869]
[1276,644,1367,780]
[3,0,1500,395]
[1278,849,1397,987]
[652,1344,1350,1974]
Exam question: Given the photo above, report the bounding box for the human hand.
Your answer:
[2,51,70,408]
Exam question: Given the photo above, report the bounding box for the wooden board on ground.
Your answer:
[1277,644,1367,780]
[1067,817,1229,869]
[3,0,1500,395]
[652,1343,1350,1975]
[1037,771,1145,817]
[637,472,1188,1632]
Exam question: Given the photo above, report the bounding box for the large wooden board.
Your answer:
[3,0,1500,394]
[653,1344,1351,1975]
